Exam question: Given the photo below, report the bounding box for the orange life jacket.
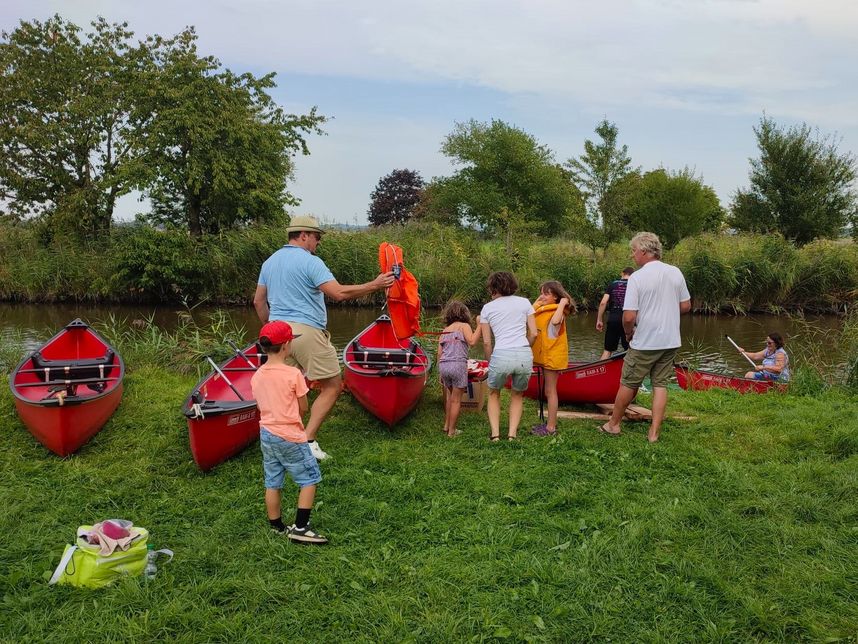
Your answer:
[378,242,421,339]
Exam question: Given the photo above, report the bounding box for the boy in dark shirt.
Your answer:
[596,267,634,360]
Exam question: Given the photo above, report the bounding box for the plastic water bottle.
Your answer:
[144,544,157,580]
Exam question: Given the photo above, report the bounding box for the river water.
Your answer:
[0,303,846,378]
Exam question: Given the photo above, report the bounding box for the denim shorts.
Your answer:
[487,347,533,391]
[260,428,322,489]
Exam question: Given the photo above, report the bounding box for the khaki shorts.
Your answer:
[284,322,341,381]
[621,348,678,389]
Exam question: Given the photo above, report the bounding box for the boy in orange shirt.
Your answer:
[251,321,327,544]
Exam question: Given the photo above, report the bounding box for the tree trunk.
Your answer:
[188,193,202,237]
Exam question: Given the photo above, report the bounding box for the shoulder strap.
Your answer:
[48,545,78,585]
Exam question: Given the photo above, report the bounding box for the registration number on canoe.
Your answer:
[227,411,255,426]
[575,365,606,379]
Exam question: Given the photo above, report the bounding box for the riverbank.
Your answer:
[1,338,857,640]
[1,222,856,313]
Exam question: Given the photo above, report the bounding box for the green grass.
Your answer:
[1,351,857,642]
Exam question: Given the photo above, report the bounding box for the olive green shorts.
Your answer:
[283,322,341,381]
[620,348,678,389]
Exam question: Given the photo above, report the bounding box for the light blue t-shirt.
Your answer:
[258,245,335,329]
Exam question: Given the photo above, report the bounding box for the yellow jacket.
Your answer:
[532,303,568,370]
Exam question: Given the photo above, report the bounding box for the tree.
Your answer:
[140,28,325,236]
[566,119,636,243]
[624,169,723,249]
[731,116,857,245]
[0,16,152,238]
[423,119,585,234]
[368,169,424,226]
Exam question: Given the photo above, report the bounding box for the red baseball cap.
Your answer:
[259,320,301,344]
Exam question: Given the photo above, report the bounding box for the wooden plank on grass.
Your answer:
[556,410,611,421]
[595,403,653,421]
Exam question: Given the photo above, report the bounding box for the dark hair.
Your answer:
[767,332,785,349]
[539,280,576,315]
[622,267,635,276]
[443,300,471,325]
[258,337,283,354]
[487,271,518,297]
[287,231,302,241]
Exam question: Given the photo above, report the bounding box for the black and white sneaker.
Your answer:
[287,524,329,545]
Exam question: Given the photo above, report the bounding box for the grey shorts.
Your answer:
[487,347,533,391]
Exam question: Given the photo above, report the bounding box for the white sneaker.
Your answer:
[308,441,329,460]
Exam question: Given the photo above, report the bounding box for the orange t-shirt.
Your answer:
[250,363,310,442]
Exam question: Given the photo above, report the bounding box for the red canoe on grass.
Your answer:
[182,343,263,471]
[343,315,431,426]
[9,319,124,457]
[513,352,626,404]
[674,363,786,394]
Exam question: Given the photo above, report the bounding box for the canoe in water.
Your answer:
[674,364,786,394]
[516,353,626,404]
[182,343,263,471]
[343,315,431,426]
[10,319,124,456]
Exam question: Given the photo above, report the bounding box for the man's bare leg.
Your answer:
[304,375,343,441]
[648,386,668,442]
[602,384,637,434]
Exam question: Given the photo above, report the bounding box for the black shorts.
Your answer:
[604,315,629,353]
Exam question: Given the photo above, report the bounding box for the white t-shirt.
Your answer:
[623,260,690,350]
[480,296,534,351]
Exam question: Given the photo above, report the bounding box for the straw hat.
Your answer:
[286,215,324,235]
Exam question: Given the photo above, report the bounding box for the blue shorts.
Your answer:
[487,347,533,391]
[260,428,322,489]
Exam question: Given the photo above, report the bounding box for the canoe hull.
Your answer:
[183,343,263,471]
[518,353,626,405]
[343,316,430,426]
[674,364,785,394]
[9,319,124,457]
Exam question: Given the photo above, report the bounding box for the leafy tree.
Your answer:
[368,169,424,226]
[140,28,325,236]
[566,119,636,243]
[0,16,152,238]
[624,169,723,249]
[423,119,585,234]
[731,116,857,245]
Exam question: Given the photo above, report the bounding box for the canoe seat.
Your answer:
[30,349,116,382]
[351,341,420,369]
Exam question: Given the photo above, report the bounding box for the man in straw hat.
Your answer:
[254,215,394,460]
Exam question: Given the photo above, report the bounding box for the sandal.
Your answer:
[489,435,500,442]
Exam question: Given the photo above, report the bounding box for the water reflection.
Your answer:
[0,303,845,379]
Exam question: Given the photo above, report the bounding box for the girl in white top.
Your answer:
[480,271,537,441]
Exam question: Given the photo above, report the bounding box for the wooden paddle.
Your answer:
[725,335,757,369]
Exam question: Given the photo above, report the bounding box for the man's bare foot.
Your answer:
[648,431,660,443]
[599,422,621,436]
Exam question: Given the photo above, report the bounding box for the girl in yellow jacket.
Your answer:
[531,281,575,436]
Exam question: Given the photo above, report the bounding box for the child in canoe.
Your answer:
[531,281,575,436]
[251,321,327,544]
[438,300,482,437]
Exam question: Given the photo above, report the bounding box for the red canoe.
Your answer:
[514,353,626,404]
[182,343,263,471]
[343,315,431,426]
[674,364,786,394]
[9,319,124,456]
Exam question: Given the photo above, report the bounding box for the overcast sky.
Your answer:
[3,0,857,224]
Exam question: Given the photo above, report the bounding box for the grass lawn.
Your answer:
[1,365,857,642]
